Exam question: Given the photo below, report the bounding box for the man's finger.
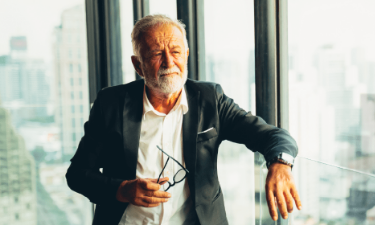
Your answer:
[141,180,160,191]
[148,177,169,183]
[284,192,294,213]
[143,196,169,204]
[291,187,302,210]
[276,191,288,219]
[145,190,171,198]
[266,190,278,221]
[134,197,161,207]
[159,180,169,185]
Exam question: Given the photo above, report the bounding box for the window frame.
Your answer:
[176,0,206,81]
[85,0,290,223]
[254,0,289,223]
[86,0,123,104]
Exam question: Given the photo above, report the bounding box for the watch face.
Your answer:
[267,153,295,169]
[280,153,294,164]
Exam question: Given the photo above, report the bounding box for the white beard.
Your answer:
[143,64,188,94]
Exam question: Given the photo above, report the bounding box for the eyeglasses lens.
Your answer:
[174,169,186,182]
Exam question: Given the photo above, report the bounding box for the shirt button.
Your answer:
[166,171,170,175]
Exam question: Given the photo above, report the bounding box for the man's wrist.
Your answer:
[116,180,130,203]
[268,161,292,171]
[266,152,295,169]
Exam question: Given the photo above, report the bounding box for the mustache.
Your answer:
[157,66,181,76]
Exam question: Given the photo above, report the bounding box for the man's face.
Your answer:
[134,24,189,94]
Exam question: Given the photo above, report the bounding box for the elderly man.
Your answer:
[66,14,302,225]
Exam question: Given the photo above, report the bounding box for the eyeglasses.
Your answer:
[156,145,189,191]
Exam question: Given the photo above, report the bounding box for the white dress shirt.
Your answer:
[118,86,196,225]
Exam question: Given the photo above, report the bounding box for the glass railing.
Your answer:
[256,154,375,225]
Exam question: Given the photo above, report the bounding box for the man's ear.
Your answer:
[186,48,189,57]
[131,55,144,77]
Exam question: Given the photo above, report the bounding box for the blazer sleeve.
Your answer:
[65,90,124,205]
[215,84,298,162]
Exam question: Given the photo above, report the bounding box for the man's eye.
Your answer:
[173,51,180,54]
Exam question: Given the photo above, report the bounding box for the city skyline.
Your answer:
[0,0,375,224]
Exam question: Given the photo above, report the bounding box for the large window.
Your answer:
[149,0,177,19]
[120,0,136,84]
[6,0,373,224]
[288,0,375,224]
[0,1,92,224]
[203,0,256,224]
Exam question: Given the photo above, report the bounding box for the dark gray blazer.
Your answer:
[66,79,298,225]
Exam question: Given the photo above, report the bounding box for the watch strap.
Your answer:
[266,152,294,169]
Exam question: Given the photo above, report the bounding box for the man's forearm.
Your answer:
[66,163,124,205]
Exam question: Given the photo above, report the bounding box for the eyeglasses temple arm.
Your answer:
[157,157,170,183]
[157,145,189,173]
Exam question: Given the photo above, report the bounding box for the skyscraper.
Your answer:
[315,45,364,163]
[0,96,37,225]
[53,5,89,160]
[0,36,50,128]
[361,94,375,156]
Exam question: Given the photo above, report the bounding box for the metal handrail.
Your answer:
[297,156,375,178]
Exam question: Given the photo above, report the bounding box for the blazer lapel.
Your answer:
[122,80,144,179]
[183,80,200,203]
[121,79,200,185]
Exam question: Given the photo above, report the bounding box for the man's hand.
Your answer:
[265,162,302,221]
[116,177,171,207]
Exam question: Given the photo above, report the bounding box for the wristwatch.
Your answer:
[266,152,295,169]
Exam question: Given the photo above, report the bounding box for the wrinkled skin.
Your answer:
[116,177,171,207]
[266,163,302,220]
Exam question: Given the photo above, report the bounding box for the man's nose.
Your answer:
[162,52,175,68]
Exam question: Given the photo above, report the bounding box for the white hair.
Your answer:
[131,14,189,60]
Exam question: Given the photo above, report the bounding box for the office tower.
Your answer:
[204,51,257,224]
[0,97,37,225]
[53,5,89,159]
[360,94,375,159]
[288,46,341,222]
[0,55,22,102]
[0,36,50,128]
[315,45,362,161]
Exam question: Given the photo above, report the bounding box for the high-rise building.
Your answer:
[53,5,89,159]
[0,96,37,225]
[361,94,375,156]
[287,46,347,222]
[0,36,50,129]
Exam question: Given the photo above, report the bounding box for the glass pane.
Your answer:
[254,156,274,224]
[204,0,256,224]
[289,1,375,223]
[289,0,375,171]
[120,0,136,84]
[0,1,92,224]
[149,0,177,20]
[258,157,375,224]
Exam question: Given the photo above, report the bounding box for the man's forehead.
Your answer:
[143,25,185,47]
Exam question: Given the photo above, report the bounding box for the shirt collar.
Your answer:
[143,85,189,118]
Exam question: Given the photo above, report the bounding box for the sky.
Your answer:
[0,0,84,61]
[1,0,375,63]
[289,0,375,60]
